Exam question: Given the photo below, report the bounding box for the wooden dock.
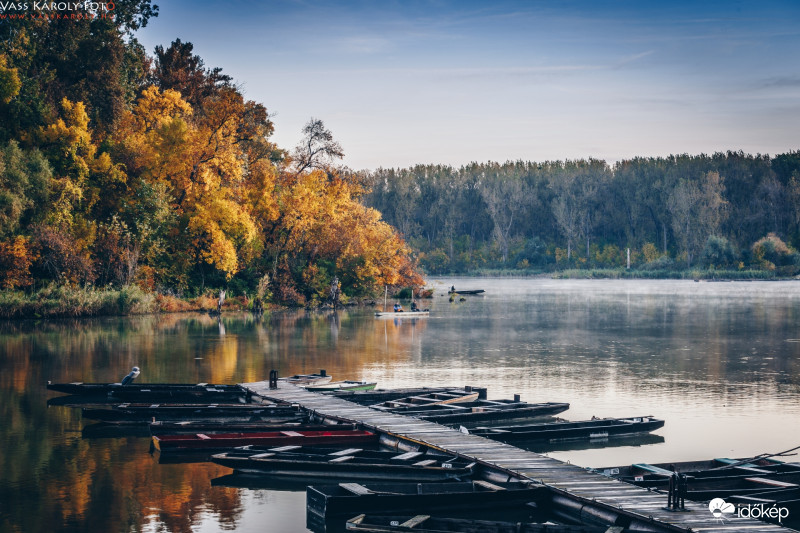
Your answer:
[242,381,794,533]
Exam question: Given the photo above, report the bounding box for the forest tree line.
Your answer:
[0,3,422,306]
[364,153,800,276]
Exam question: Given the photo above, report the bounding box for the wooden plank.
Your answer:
[744,477,798,488]
[329,448,362,456]
[400,515,430,528]
[473,480,505,491]
[339,483,372,495]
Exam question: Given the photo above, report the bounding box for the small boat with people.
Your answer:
[468,416,664,441]
[211,446,476,482]
[152,428,378,452]
[374,310,430,318]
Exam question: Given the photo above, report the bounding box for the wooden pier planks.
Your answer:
[241,381,791,533]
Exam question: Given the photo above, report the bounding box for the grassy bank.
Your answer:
[0,285,253,319]
[550,268,777,280]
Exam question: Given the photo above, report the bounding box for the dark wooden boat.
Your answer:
[211,446,475,481]
[305,381,377,392]
[372,390,480,409]
[345,514,618,533]
[82,403,302,422]
[280,372,333,385]
[331,387,479,405]
[152,429,377,452]
[381,401,571,426]
[149,421,354,435]
[46,382,249,402]
[597,457,800,500]
[597,457,800,487]
[307,480,544,519]
[729,487,800,526]
[447,289,485,295]
[469,416,663,441]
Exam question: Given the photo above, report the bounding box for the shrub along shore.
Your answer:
[1,269,794,320]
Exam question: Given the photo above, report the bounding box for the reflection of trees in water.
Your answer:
[0,310,430,532]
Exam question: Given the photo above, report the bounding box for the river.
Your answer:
[1,278,799,532]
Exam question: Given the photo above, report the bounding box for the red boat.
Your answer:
[152,429,377,452]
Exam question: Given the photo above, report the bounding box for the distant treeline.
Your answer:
[364,153,800,275]
[0,6,422,307]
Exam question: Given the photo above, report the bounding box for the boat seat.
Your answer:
[249,453,274,459]
[339,483,373,495]
[329,456,354,463]
[632,463,673,476]
[280,431,303,437]
[400,515,430,528]
[269,445,302,452]
[745,477,799,488]
[715,458,758,467]
[474,480,505,491]
[734,466,772,474]
[197,383,208,386]
[391,451,424,461]
[412,459,437,466]
[329,448,362,456]
[196,434,211,440]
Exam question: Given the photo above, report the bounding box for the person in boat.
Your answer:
[450,285,455,293]
[393,303,403,312]
[410,301,419,312]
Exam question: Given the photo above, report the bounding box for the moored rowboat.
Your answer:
[211,446,475,481]
[305,381,377,392]
[345,513,621,533]
[381,400,570,426]
[82,403,302,422]
[152,429,377,452]
[307,480,544,519]
[46,382,249,402]
[469,416,664,441]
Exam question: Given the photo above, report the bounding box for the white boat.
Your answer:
[374,311,430,318]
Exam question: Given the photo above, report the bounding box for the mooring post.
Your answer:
[269,369,278,389]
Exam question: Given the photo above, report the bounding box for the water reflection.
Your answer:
[1,279,799,532]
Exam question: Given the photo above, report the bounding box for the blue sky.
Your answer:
[137,0,800,170]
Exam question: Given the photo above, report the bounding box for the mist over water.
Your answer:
[2,278,799,532]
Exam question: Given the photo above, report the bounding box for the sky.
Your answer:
[137,0,800,171]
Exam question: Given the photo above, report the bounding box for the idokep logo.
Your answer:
[709,498,736,520]
[709,497,790,523]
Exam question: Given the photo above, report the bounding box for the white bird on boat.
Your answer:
[121,366,140,386]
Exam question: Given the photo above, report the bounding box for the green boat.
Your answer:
[305,380,377,392]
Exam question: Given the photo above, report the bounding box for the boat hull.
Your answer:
[152,429,378,452]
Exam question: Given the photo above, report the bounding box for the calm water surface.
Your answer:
[2,278,800,532]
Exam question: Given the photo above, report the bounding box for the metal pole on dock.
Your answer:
[383,285,387,312]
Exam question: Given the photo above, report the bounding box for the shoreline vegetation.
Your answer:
[1,270,793,320]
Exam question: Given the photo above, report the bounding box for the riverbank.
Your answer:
[0,285,253,320]
[425,267,786,280]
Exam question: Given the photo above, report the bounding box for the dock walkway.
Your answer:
[242,381,793,533]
